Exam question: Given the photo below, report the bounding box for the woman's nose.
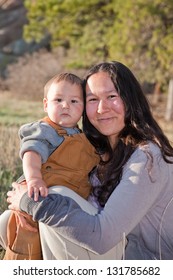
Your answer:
[97,100,109,114]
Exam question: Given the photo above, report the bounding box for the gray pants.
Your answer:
[0,186,125,260]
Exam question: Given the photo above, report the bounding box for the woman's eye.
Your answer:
[108,94,118,99]
[87,98,97,102]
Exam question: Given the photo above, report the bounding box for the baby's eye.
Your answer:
[71,99,78,103]
[57,98,62,102]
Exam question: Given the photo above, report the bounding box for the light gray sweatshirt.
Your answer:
[20,142,173,260]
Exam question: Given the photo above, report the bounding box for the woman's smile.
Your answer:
[97,116,116,122]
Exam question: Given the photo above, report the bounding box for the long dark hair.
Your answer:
[83,61,173,206]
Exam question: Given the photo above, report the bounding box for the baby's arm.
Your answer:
[23,151,48,201]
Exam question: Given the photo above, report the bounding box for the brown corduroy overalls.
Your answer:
[4,117,100,260]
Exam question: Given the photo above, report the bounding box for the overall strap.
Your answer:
[41,116,68,136]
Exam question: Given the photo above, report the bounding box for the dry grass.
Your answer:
[0,125,20,171]
[3,48,66,101]
[2,47,85,101]
[0,125,22,211]
[0,90,45,126]
[0,124,23,259]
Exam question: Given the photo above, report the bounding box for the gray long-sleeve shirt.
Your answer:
[20,142,173,259]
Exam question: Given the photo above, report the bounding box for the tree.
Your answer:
[107,0,173,89]
[23,0,173,87]
[24,0,114,67]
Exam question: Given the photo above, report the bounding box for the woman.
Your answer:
[3,61,173,259]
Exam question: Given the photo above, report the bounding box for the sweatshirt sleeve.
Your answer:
[19,121,64,163]
[19,143,166,254]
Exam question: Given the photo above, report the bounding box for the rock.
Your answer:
[0,0,27,48]
[0,0,50,77]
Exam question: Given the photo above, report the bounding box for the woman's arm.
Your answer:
[8,145,166,254]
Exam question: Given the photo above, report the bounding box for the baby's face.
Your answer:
[43,80,84,128]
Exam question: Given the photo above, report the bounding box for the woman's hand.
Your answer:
[7,181,28,211]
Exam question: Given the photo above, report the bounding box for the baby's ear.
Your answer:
[43,98,48,112]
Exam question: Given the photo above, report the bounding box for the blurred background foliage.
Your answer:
[23,0,173,89]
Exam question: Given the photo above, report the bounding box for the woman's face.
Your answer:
[85,71,125,147]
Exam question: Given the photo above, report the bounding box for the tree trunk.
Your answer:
[152,82,161,105]
[165,79,173,121]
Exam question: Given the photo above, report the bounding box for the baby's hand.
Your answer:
[27,178,48,201]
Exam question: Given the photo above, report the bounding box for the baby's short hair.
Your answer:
[44,73,83,97]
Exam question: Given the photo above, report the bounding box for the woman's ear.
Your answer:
[43,98,48,112]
